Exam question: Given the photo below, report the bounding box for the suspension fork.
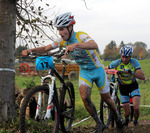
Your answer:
[44,76,55,119]
[35,75,56,120]
[110,82,117,100]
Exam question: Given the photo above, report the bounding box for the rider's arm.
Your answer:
[75,40,98,49]
[64,40,98,54]
[104,59,120,70]
[105,66,109,70]
[133,69,145,80]
[22,44,54,56]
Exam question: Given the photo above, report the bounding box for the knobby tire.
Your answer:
[100,98,112,128]
[60,81,75,133]
[19,85,59,133]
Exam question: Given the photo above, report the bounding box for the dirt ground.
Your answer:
[70,120,150,133]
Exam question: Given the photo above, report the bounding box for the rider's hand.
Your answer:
[123,69,134,75]
[64,43,77,55]
[22,49,31,56]
[62,55,67,59]
[128,69,134,75]
[22,50,28,56]
[128,69,132,74]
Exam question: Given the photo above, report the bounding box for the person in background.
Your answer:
[22,12,124,133]
[105,45,145,126]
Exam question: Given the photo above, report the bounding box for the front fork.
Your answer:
[110,82,117,100]
[35,75,55,120]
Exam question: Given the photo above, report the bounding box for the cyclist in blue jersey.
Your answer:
[22,12,124,133]
[105,45,145,126]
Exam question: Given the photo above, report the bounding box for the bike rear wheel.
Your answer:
[60,81,75,132]
[19,85,59,133]
[100,98,112,128]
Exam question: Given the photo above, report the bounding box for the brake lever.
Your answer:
[28,52,36,59]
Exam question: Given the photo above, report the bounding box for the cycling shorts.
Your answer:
[79,67,110,94]
[119,81,141,104]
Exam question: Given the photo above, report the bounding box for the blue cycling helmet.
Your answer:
[120,46,133,56]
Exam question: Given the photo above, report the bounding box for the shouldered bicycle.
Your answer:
[19,48,75,133]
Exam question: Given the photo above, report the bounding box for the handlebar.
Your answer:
[105,69,124,75]
[28,48,66,59]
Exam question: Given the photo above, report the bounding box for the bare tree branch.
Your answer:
[81,0,92,10]
[16,0,56,48]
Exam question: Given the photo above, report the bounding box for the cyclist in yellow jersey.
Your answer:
[22,12,124,133]
[105,45,145,126]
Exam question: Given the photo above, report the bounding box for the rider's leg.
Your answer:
[119,93,131,126]
[101,92,124,132]
[78,68,104,132]
[132,96,140,125]
[130,87,141,125]
[101,92,120,121]
[79,85,103,126]
[122,103,131,118]
[122,103,130,126]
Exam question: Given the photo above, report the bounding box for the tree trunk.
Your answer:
[0,0,16,122]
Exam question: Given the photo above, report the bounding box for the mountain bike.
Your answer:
[100,69,134,128]
[100,69,123,128]
[19,48,75,133]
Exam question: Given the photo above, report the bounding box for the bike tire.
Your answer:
[100,98,112,128]
[19,85,59,133]
[111,95,121,127]
[60,81,75,133]
[115,83,123,121]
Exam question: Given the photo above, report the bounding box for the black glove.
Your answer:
[128,69,133,74]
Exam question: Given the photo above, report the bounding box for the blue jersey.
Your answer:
[109,58,141,84]
[51,31,104,70]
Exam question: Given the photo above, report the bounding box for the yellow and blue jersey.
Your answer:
[51,31,103,70]
[109,58,141,84]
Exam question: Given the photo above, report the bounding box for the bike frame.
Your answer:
[35,58,70,121]
[110,82,118,100]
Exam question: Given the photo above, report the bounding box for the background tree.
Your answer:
[134,41,147,49]
[0,0,56,122]
[103,40,117,60]
[126,42,134,47]
[133,46,148,59]
[132,42,148,59]
[147,49,150,59]
[0,0,16,122]
[117,41,125,58]
[16,0,55,48]
[120,41,125,47]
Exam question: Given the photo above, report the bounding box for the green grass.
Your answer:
[15,59,150,128]
[15,74,41,89]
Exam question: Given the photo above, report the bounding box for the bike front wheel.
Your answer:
[60,81,75,132]
[19,85,59,133]
[110,95,122,128]
[100,98,112,128]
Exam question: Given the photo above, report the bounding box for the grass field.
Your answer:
[15,59,150,127]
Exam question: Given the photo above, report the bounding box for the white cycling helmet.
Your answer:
[120,45,133,56]
[54,12,76,27]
